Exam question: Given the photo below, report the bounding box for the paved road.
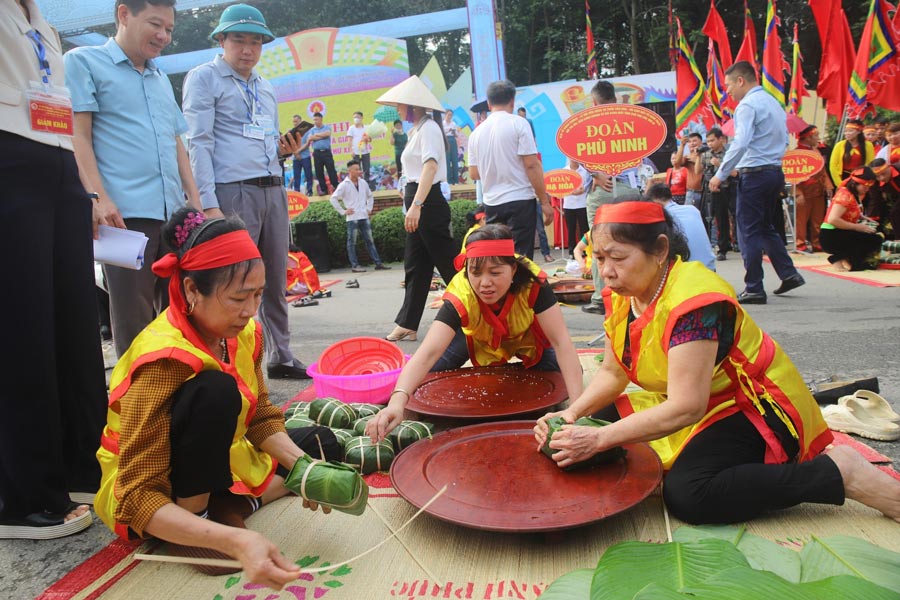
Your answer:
[5,255,898,598]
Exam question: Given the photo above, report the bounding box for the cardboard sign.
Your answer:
[287,190,310,219]
[556,104,667,175]
[782,149,825,185]
[543,169,583,197]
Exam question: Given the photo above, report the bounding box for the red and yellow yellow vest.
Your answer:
[442,257,550,367]
[604,259,832,469]
[95,311,276,539]
[287,250,320,293]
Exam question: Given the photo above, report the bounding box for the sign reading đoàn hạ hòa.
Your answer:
[543,169,584,197]
[556,105,667,176]
[782,149,825,185]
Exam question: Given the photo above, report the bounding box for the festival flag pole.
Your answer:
[788,22,809,117]
[848,0,900,119]
[585,0,598,79]
[761,0,788,106]
[675,16,710,132]
[735,0,759,70]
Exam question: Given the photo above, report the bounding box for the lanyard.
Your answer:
[232,77,259,122]
[25,30,51,86]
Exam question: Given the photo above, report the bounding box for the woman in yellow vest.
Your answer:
[96,207,341,587]
[367,224,584,440]
[535,201,900,525]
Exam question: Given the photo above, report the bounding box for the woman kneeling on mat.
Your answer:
[535,201,900,525]
[368,224,583,440]
[95,208,341,588]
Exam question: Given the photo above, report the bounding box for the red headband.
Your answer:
[845,123,863,132]
[453,239,515,270]
[871,162,891,176]
[152,230,262,316]
[474,211,486,220]
[596,202,665,225]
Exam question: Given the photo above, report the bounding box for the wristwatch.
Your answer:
[87,192,100,202]
[412,198,425,207]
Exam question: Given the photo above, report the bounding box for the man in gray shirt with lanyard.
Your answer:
[183,4,309,378]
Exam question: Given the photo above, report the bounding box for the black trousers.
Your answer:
[0,133,107,518]
[712,186,736,253]
[485,198,538,259]
[820,227,884,271]
[169,371,340,498]
[313,149,339,194]
[564,207,589,256]
[593,404,844,524]
[394,183,457,331]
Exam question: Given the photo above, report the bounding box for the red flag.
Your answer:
[809,0,856,117]
[788,23,809,116]
[586,0,598,79]
[761,0,789,105]
[702,0,733,68]
[675,17,712,130]
[848,0,900,118]
[735,1,758,69]
[706,39,728,122]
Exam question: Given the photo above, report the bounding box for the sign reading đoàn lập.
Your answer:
[781,149,825,185]
[555,104,667,176]
[543,169,583,197]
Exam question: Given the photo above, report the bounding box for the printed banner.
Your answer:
[286,190,310,219]
[543,169,583,196]
[556,105,668,175]
[782,149,825,185]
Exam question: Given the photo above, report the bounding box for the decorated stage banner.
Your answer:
[543,169,583,197]
[255,28,410,190]
[556,105,668,175]
[782,149,825,185]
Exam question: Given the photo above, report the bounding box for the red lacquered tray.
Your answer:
[408,366,567,419]
[551,279,595,303]
[391,420,662,532]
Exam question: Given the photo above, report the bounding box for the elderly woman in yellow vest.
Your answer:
[535,201,900,525]
[96,207,341,588]
[367,224,583,440]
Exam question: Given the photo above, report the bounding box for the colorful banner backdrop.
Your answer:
[543,169,583,196]
[255,28,410,190]
[556,105,668,175]
[782,149,825,185]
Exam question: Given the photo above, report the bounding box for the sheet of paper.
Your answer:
[93,225,149,270]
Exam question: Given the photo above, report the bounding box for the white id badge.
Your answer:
[255,115,275,137]
[25,82,74,136]
[243,123,266,140]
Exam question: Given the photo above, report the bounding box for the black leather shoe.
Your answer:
[581,302,605,315]
[374,264,392,270]
[773,273,805,295]
[716,252,726,261]
[737,290,767,305]
[267,359,312,380]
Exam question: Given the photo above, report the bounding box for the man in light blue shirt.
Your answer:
[183,4,309,379]
[645,184,716,271]
[66,0,201,357]
[709,61,804,304]
[308,112,339,194]
[291,115,313,196]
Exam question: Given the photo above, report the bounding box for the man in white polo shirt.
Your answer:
[467,79,552,259]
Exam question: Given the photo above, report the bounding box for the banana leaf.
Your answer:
[348,403,384,418]
[632,566,899,600]
[283,401,312,419]
[387,420,434,451]
[352,415,377,436]
[799,535,900,594]
[537,569,593,600]
[541,416,626,471]
[284,414,317,430]
[310,398,357,429]
[590,539,750,600]
[672,524,801,583]
[283,454,367,516]
[331,428,356,450]
[343,436,395,474]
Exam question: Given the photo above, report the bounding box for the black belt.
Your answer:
[239,176,283,187]
[313,148,331,154]
[739,165,782,174]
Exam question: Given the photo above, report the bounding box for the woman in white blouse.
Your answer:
[444,109,460,184]
[376,76,457,342]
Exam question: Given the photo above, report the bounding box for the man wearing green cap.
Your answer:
[183,4,309,379]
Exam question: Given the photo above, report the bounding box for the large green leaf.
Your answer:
[539,569,593,600]
[677,567,898,600]
[672,524,801,582]
[589,539,750,600]
[800,535,900,594]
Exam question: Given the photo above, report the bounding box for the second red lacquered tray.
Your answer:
[391,420,662,532]
[408,366,567,419]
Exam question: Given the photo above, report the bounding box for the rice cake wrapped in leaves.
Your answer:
[310,397,357,429]
[541,416,626,471]
[285,412,317,430]
[348,403,383,418]
[284,401,312,419]
[352,415,376,435]
[284,455,368,515]
[343,436,395,474]
[331,428,356,450]
[388,420,434,451]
